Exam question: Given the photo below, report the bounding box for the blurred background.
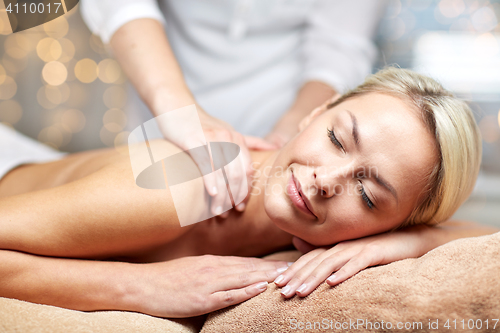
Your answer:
[0,0,499,226]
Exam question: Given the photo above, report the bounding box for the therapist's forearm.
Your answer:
[270,81,336,141]
[110,18,195,115]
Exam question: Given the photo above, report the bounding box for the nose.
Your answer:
[312,164,352,198]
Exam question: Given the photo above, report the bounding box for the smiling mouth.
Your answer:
[287,172,317,218]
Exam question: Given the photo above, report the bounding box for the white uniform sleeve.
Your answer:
[302,0,387,93]
[0,125,65,180]
[80,0,166,44]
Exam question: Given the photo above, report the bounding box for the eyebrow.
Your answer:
[346,110,399,204]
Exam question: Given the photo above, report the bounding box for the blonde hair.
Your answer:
[328,67,482,227]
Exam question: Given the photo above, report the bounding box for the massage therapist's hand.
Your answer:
[131,255,289,318]
[158,106,276,218]
[274,225,435,298]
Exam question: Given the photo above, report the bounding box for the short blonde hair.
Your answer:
[328,67,482,227]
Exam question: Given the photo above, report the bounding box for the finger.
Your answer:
[233,137,253,209]
[273,248,327,287]
[208,281,269,311]
[190,150,218,196]
[216,256,290,268]
[294,256,348,298]
[326,250,380,287]
[222,133,245,209]
[213,269,281,291]
[244,135,278,150]
[230,134,251,210]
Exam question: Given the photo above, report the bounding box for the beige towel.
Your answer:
[202,232,500,333]
[0,297,205,333]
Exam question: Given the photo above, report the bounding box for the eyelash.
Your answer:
[358,180,374,209]
[327,128,374,210]
[327,128,344,151]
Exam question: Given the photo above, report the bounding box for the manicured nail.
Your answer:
[212,186,218,195]
[327,275,337,283]
[236,203,246,211]
[277,266,288,273]
[255,282,268,291]
[281,285,291,296]
[296,284,307,294]
[215,206,223,215]
[287,262,294,266]
[274,275,284,284]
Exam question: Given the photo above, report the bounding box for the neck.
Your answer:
[227,149,294,250]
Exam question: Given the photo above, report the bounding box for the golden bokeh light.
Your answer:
[61,109,86,133]
[479,115,500,143]
[2,53,28,73]
[65,82,88,108]
[0,99,23,125]
[42,61,67,86]
[58,38,75,63]
[37,37,62,62]
[98,59,121,84]
[114,131,130,149]
[44,85,63,105]
[0,64,6,84]
[103,86,127,109]
[38,126,63,148]
[103,108,127,133]
[4,34,31,59]
[74,58,98,83]
[43,16,69,39]
[0,76,17,100]
[89,34,106,55]
[100,126,117,147]
[37,86,57,109]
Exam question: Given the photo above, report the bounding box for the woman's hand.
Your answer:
[131,255,290,318]
[274,225,434,298]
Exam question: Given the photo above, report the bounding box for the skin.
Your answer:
[0,93,497,317]
[110,18,334,218]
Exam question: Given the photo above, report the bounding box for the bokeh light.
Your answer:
[97,59,121,83]
[61,109,86,133]
[438,0,465,18]
[103,85,127,109]
[0,64,6,84]
[37,86,57,109]
[43,16,69,39]
[38,125,64,149]
[2,54,28,73]
[471,6,498,33]
[58,38,75,63]
[4,34,31,59]
[0,100,23,125]
[114,131,130,149]
[42,61,67,86]
[37,38,62,62]
[0,76,17,100]
[103,108,127,132]
[74,58,98,83]
[100,126,117,147]
[479,115,500,143]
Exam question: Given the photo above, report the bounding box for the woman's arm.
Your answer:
[275,220,499,298]
[0,248,289,318]
[0,142,201,258]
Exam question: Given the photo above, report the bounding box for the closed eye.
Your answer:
[327,128,344,152]
[358,180,374,210]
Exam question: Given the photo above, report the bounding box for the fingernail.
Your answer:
[287,262,294,266]
[296,284,307,294]
[236,203,246,211]
[256,282,268,291]
[281,285,291,296]
[277,267,288,274]
[327,275,336,283]
[212,186,218,195]
[215,206,223,215]
[274,275,284,284]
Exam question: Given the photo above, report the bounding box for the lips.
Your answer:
[287,172,317,218]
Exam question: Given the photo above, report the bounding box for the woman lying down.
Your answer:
[0,68,497,318]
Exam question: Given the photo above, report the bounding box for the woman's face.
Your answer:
[264,92,438,246]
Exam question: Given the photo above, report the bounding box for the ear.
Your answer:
[298,94,341,132]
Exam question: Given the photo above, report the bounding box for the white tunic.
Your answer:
[0,124,64,180]
[81,0,385,136]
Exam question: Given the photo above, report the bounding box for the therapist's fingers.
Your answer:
[228,133,252,211]
[244,135,278,151]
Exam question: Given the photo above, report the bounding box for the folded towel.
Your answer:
[202,232,500,333]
